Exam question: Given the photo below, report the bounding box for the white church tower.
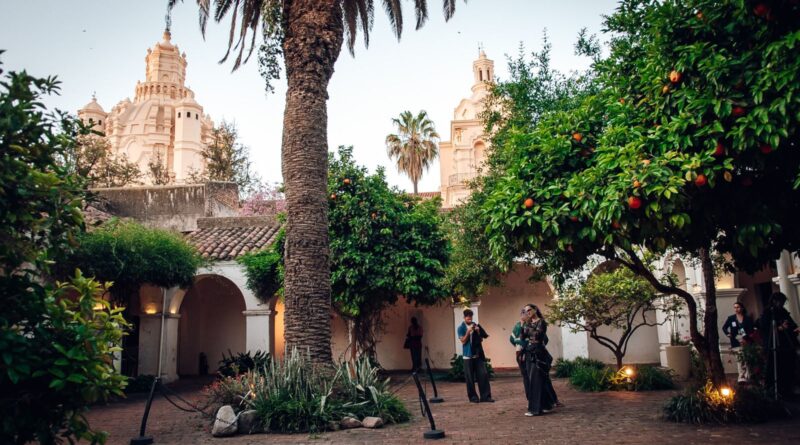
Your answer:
[78,30,213,184]
[438,50,495,208]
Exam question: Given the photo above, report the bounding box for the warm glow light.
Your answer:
[720,387,732,398]
[144,304,158,315]
[624,367,634,377]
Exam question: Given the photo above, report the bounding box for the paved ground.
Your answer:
[87,372,800,445]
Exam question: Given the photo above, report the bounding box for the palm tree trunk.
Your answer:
[413,180,418,195]
[280,0,343,365]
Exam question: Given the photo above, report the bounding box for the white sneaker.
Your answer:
[524,411,534,417]
[542,409,552,414]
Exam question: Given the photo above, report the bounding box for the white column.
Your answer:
[774,250,800,322]
[161,314,180,383]
[137,314,162,377]
[244,309,272,354]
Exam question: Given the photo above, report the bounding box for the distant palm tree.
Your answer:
[169,0,464,364]
[386,110,440,194]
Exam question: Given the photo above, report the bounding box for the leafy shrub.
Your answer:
[1,61,131,444]
[218,350,271,377]
[608,365,675,391]
[331,357,410,423]
[60,220,206,301]
[206,351,409,434]
[205,373,251,413]
[124,375,156,394]
[238,230,284,302]
[664,382,788,424]
[632,366,675,391]
[447,354,495,381]
[569,365,613,392]
[553,357,605,378]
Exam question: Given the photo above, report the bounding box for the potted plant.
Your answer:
[665,309,692,379]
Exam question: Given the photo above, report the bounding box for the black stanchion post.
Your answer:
[412,372,445,440]
[425,358,444,403]
[130,377,159,445]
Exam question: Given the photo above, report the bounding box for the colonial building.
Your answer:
[78,30,213,184]
[439,50,494,208]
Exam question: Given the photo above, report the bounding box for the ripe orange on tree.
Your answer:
[694,174,708,187]
[524,198,535,209]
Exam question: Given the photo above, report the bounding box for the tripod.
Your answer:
[771,314,779,401]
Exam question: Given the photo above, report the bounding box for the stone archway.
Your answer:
[176,274,247,376]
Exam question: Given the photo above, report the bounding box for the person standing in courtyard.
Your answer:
[406,317,424,372]
[510,308,530,395]
[722,301,755,383]
[457,309,494,403]
[521,304,554,416]
[760,292,800,399]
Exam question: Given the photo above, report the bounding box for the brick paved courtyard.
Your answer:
[87,373,800,445]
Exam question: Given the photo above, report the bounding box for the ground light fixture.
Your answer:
[720,387,733,398]
[621,366,636,391]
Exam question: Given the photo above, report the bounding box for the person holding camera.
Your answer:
[457,309,494,403]
[760,292,800,399]
[520,304,554,416]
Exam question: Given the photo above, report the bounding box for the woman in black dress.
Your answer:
[521,304,554,416]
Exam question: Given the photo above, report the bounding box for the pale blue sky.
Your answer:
[0,0,619,192]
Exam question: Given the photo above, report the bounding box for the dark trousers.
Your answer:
[410,347,422,372]
[464,357,492,401]
[766,347,796,399]
[544,372,559,404]
[517,352,530,395]
[525,353,554,414]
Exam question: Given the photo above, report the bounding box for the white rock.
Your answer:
[362,417,384,429]
[212,405,238,437]
[340,416,363,429]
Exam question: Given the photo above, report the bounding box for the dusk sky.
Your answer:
[0,0,619,193]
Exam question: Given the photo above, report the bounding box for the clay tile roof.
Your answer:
[185,216,281,261]
[414,191,441,199]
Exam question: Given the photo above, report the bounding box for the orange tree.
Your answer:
[480,0,800,387]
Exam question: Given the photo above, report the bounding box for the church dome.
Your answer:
[80,96,106,114]
[177,95,201,109]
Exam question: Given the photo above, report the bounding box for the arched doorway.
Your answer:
[177,274,247,376]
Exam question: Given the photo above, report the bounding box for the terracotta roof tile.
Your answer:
[185,216,281,261]
[415,191,441,199]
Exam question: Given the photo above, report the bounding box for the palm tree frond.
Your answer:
[382,0,403,39]
[442,0,458,21]
[414,0,429,29]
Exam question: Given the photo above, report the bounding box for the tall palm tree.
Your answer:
[385,110,440,194]
[168,0,464,364]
